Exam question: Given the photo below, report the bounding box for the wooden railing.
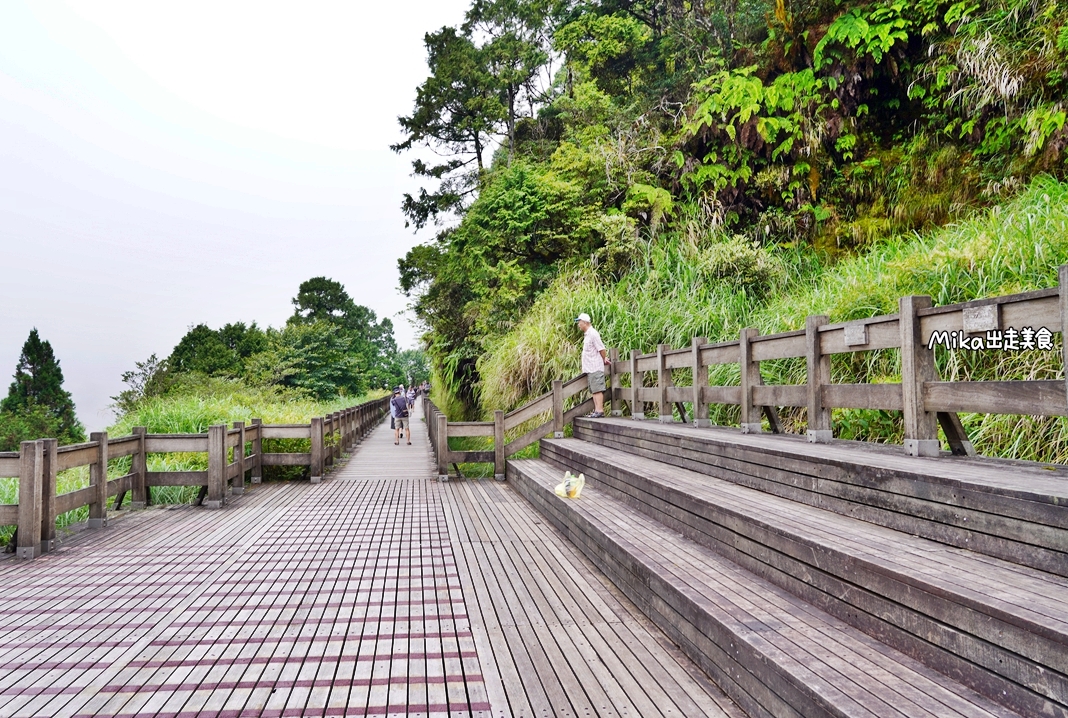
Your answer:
[1,395,390,560]
[425,266,1068,480]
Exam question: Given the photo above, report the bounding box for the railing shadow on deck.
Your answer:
[425,265,1068,481]
[1,395,390,560]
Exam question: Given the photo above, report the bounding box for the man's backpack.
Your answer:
[391,395,409,418]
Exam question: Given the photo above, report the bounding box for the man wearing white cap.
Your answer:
[575,313,610,418]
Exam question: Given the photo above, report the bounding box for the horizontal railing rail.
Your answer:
[424,266,1068,481]
[1,395,390,560]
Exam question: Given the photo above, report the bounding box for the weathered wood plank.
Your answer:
[56,443,100,471]
[447,422,494,437]
[752,385,807,408]
[56,485,96,515]
[106,473,135,497]
[144,435,208,453]
[700,342,741,365]
[146,470,208,486]
[823,383,904,410]
[702,386,742,405]
[819,316,900,354]
[0,454,19,478]
[0,504,16,526]
[258,425,311,439]
[260,452,312,466]
[504,418,554,456]
[504,392,552,430]
[924,380,1068,416]
[749,331,806,361]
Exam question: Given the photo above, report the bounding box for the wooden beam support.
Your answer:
[901,295,940,456]
[88,432,108,527]
[806,315,832,443]
[937,412,976,456]
[310,417,324,483]
[631,349,645,420]
[657,344,672,423]
[437,413,449,482]
[692,336,710,428]
[131,427,147,508]
[16,441,42,560]
[552,380,564,438]
[493,409,506,481]
[609,347,622,416]
[205,425,226,509]
[250,418,263,484]
[40,438,56,553]
[739,329,762,433]
[232,421,246,495]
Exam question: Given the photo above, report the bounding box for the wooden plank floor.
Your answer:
[0,405,737,718]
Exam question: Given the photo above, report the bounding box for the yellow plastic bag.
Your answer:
[554,471,586,499]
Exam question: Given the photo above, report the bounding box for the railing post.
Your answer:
[310,416,324,483]
[631,350,644,420]
[657,344,672,422]
[609,348,622,416]
[232,422,246,495]
[900,295,939,456]
[250,418,263,484]
[89,432,109,526]
[691,337,710,428]
[739,328,762,433]
[806,316,832,443]
[552,380,564,438]
[1060,265,1068,410]
[131,427,147,508]
[494,410,506,481]
[206,425,226,509]
[16,440,42,560]
[437,413,449,482]
[40,438,56,553]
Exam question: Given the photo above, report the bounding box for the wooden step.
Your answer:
[572,417,1068,578]
[508,458,1023,718]
[540,438,1068,718]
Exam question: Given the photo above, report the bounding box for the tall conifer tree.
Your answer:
[1,329,85,444]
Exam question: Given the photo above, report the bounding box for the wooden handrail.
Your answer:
[1,394,391,560]
[425,267,1068,478]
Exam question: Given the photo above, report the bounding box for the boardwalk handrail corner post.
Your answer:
[310,416,324,484]
[250,418,263,484]
[436,413,448,482]
[552,380,564,438]
[232,421,246,495]
[205,425,226,509]
[16,440,43,560]
[609,347,622,416]
[131,427,147,508]
[739,328,763,433]
[657,344,673,423]
[40,437,57,554]
[493,409,506,481]
[692,337,710,428]
[1060,264,1068,411]
[88,431,108,527]
[900,294,940,456]
[806,315,832,443]
[630,349,644,420]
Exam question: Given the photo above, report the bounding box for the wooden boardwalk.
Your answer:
[0,404,737,718]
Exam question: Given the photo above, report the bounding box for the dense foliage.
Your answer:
[149,277,414,404]
[396,0,1067,417]
[0,329,85,451]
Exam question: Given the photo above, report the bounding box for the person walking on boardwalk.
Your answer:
[391,386,411,445]
[575,312,610,418]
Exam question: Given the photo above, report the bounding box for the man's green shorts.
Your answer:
[587,370,606,394]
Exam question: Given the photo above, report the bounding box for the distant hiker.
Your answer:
[575,312,610,418]
[391,386,411,445]
[406,387,416,410]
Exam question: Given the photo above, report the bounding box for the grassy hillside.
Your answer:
[475,175,1068,462]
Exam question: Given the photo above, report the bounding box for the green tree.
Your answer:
[0,329,85,447]
[395,349,431,386]
[246,322,365,400]
[168,323,266,377]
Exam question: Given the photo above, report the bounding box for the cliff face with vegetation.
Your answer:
[395,0,1068,438]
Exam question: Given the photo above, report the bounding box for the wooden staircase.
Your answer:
[506,417,1068,718]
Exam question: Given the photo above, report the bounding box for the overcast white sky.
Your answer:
[0,0,471,431]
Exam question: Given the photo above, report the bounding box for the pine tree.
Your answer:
[1,329,85,445]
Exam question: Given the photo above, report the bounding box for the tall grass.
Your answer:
[476,175,1068,462]
[2,377,385,545]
